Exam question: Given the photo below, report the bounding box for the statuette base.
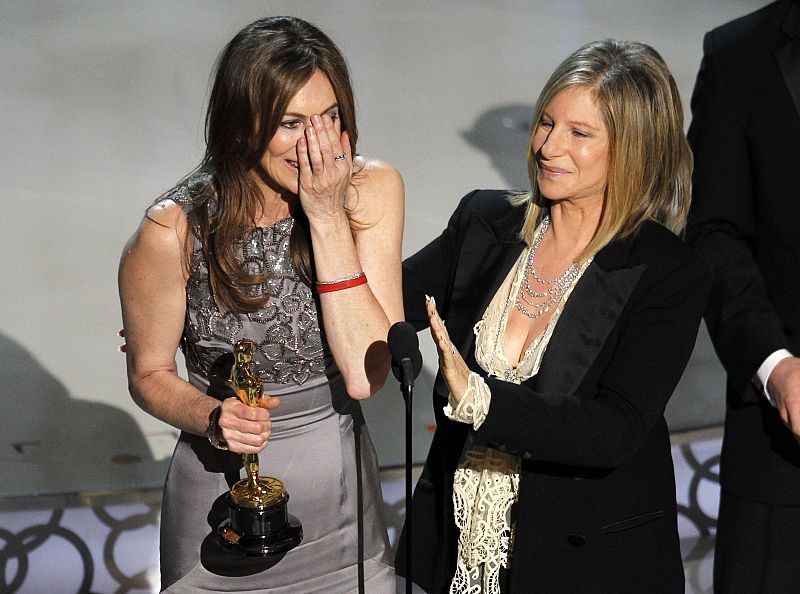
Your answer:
[216,493,303,557]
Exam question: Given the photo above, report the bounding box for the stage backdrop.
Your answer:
[0,0,766,497]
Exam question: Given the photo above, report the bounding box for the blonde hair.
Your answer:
[512,39,692,260]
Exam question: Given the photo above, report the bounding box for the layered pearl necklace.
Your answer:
[515,216,581,319]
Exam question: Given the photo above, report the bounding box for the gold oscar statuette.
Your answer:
[215,339,302,556]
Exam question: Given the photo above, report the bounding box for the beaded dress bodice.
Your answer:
[166,176,326,386]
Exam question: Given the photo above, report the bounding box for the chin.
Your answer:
[537,183,565,200]
[274,175,300,196]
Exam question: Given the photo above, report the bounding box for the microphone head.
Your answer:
[388,321,418,359]
[388,321,423,381]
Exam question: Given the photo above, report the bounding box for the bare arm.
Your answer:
[297,114,405,398]
[118,201,277,453]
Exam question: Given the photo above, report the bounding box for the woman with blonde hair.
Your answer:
[119,16,402,592]
[397,39,709,593]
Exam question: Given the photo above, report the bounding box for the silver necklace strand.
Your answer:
[515,216,581,319]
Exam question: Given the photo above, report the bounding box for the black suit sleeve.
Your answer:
[686,31,789,398]
[402,190,480,330]
[472,255,711,469]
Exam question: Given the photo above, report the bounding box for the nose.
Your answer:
[538,128,564,159]
[539,124,569,159]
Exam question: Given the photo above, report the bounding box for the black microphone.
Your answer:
[387,321,421,592]
[388,321,422,389]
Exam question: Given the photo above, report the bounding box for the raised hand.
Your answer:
[426,295,470,402]
[296,113,352,221]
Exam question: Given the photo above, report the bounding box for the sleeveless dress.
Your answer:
[158,176,394,593]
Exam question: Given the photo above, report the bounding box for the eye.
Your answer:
[539,118,553,129]
[572,129,590,138]
[327,109,340,122]
[280,119,302,131]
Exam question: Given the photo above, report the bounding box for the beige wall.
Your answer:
[0,0,768,490]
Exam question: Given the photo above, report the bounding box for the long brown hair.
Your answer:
[190,16,358,312]
[513,39,692,261]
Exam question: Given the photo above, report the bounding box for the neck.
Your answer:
[251,171,297,226]
[547,200,602,257]
[254,192,296,226]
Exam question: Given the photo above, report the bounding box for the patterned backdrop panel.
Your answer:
[0,436,722,593]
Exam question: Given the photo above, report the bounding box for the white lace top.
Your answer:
[443,237,591,593]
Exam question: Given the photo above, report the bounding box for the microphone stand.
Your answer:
[400,357,414,594]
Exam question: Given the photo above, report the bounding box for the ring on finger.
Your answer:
[334,153,347,162]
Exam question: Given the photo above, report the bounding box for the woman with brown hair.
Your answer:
[118,16,402,592]
[397,39,710,593]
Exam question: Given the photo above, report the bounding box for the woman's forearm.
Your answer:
[309,211,397,398]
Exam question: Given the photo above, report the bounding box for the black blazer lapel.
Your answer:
[533,240,646,395]
[776,2,800,121]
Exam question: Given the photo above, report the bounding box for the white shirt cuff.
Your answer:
[756,349,794,406]
[443,372,491,429]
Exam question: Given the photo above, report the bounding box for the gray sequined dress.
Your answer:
[159,176,394,593]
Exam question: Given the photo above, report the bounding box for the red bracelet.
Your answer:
[316,273,368,293]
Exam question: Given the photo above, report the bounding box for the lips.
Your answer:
[539,163,568,175]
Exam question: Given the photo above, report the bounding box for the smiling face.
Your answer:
[531,85,609,209]
[258,69,341,196]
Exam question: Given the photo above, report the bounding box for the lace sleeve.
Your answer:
[443,372,492,429]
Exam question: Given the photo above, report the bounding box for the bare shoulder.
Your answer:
[350,156,404,224]
[144,198,189,233]
[355,156,403,188]
[121,199,189,272]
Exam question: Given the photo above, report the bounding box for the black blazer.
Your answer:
[686,0,800,504]
[397,190,710,593]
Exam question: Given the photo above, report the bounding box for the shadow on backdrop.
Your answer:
[462,103,536,191]
[0,331,169,498]
[362,366,438,469]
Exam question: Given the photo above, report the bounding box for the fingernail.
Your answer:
[308,127,315,135]
[313,114,322,124]
[431,296,437,308]
[425,294,431,303]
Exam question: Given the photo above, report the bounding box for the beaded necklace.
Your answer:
[515,216,581,319]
